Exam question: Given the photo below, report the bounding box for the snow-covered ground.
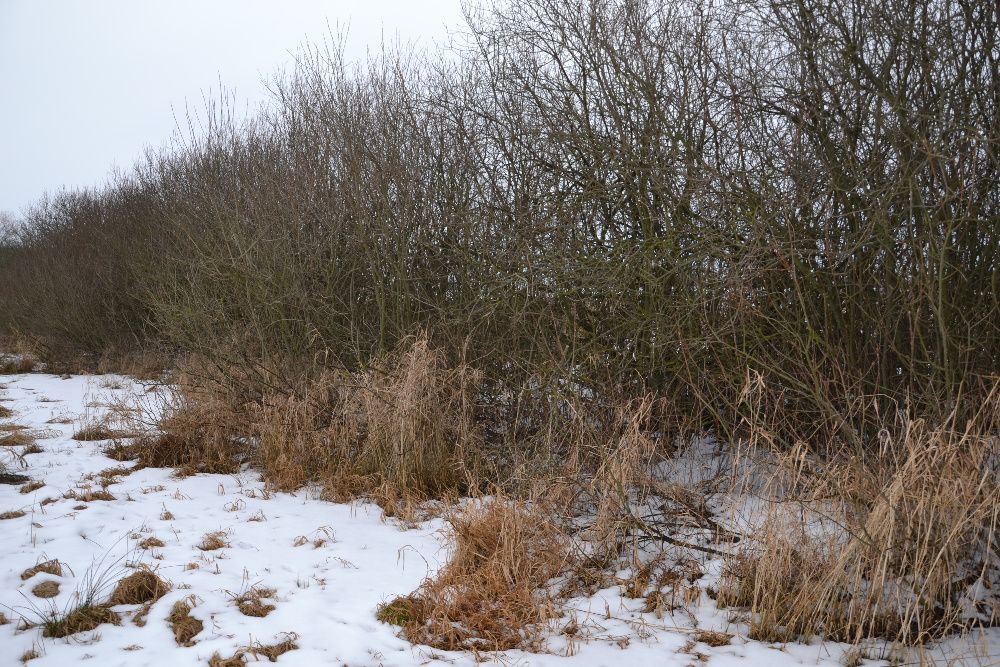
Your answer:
[0,372,996,666]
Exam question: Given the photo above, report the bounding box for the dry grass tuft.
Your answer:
[232,586,277,617]
[338,336,480,500]
[104,366,247,475]
[42,604,120,638]
[19,649,38,664]
[88,465,134,486]
[718,395,1000,644]
[64,488,116,502]
[0,430,35,447]
[0,612,8,625]
[0,509,26,520]
[140,338,481,506]
[386,499,570,651]
[19,480,44,494]
[71,424,127,441]
[108,569,170,606]
[208,634,299,666]
[0,356,36,374]
[0,471,30,485]
[138,536,166,549]
[0,406,12,418]
[693,630,732,647]
[197,531,228,551]
[45,416,73,425]
[31,581,60,599]
[377,596,425,626]
[21,560,62,580]
[208,653,246,667]
[245,634,299,661]
[168,599,203,646]
[0,423,29,432]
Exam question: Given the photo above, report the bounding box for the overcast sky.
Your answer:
[0,0,463,217]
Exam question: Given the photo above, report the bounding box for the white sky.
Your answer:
[0,0,464,217]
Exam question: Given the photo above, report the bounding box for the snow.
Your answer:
[0,372,995,666]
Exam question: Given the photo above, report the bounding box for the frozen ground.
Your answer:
[0,372,996,666]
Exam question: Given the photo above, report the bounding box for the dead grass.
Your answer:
[19,480,44,494]
[376,596,425,626]
[19,649,38,664]
[95,348,170,380]
[718,392,1000,644]
[0,430,35,447]
[108,569,170,605]
[0,406,12,418]
[71,424,127,441]
[64,488,116,502]
[138,536,166,549]
[208,634,299,666]
[21,560,62,580]
[244,634,299,661]
[0,509,26,520]
[0,471,30,485]
[103,366,247,475]
[168,599,203,646]
[41,604,120,638]
[208,653,246,667]
[384,498,571,651]
[31,581,60,599]
[332,336,480,500]
[232,586,277,617]
[0,356,35,374]
[122,339,480,506]
[693,629,732,647]
[85,465,134,487]
[0,612,8,625]
[197,531,228,551]
[0,423,28,432]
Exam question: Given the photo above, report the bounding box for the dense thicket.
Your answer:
[1,0,997,454]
